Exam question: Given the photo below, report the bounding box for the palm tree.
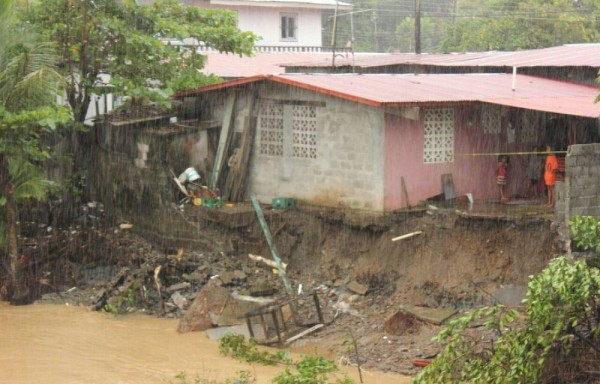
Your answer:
[0,158,57,303]
[0,0,65,304]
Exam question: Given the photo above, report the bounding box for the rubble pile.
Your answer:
[27,201,557,375]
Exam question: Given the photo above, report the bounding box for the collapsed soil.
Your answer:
[23,202,558,377]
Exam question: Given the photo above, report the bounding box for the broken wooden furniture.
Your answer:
[244,291,325,345]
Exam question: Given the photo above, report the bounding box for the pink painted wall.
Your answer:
[384,106,534,210]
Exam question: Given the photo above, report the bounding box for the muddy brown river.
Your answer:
[0,303,411,384]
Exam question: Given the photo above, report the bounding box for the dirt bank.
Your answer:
[26,202,558,376]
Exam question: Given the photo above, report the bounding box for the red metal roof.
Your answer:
[177,73,600,118]
[201,52,385,78]
[283,44,600,69]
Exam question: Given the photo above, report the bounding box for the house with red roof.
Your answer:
[281,44,600,85]
[177,73,600,211]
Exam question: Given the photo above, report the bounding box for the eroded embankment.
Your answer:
[268,207,556,308]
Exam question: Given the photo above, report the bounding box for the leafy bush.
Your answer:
[570,215,600,267]
[218,334,354,384]
[273,355,353,384]
[172,370,255,384]
[218,333,289,365]
[414,257,600,384]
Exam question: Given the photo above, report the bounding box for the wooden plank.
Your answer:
[222,147,239,200]
[391,231,422,242]
[442,173,455,200]
[286,324,324,344]
[224,95,256,201]
[209,94,236,190]
[401,176,410,207]
[232,115,257,201]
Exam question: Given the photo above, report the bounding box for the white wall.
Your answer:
[235,7,323,47]
[149,0,325,47]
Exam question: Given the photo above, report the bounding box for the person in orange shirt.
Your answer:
[544,145,559,208]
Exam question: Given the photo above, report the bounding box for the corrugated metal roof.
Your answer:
[436,44,600,67]
[177,73,600,118]
[283,44,600,68]
[202,52,335,78]
[201,52,386,78]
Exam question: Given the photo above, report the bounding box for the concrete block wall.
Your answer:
[564,143,600,221]
[248,84,385,210]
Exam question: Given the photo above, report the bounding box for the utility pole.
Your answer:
[371,10,378,52]
[331,1,339,67]
[452,0,458,25]
[414,0,421,54]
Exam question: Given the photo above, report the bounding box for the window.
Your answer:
[482,106,501,134]
[423,108,454,164]
[258,101,318,159]
[520,110,537,143]
[292,105,317,159]
[258,103,284,157]
[280,13,297,41]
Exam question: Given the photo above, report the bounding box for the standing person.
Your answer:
[544,145,559,208]
[524,146,543,198]
[496,155,508,202]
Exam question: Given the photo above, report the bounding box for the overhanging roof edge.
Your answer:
[482,99,600,119]
[174,75,271,98]
[268,75,382,107]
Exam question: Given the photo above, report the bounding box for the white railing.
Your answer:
[196,44,352,54]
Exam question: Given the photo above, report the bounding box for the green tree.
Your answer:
[323,0,456,53]
[0,158,60,300]
[440,0,600,52]
[413,218,600,383]
[414,257,600,383]
[395,16,449,53]
[25,0,257,123]
[0,0,71,304]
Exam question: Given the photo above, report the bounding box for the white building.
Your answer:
[182,0,352,51]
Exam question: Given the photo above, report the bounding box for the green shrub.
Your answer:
[273,355,353,384]
[218,333,289,365]
[414,257,600,384]
[570,215,600,268]
[218,334,354,384]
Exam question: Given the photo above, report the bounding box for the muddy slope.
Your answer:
[21,203,559,376]
[265,207,555,308]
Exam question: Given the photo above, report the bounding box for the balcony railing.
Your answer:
[197,44,352,54]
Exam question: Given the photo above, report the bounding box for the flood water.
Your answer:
[0,303,411,384]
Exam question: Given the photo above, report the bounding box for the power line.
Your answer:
[332,9,599,22]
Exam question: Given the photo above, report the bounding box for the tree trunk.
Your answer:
[1,154,26,305]
[7,181,26,304]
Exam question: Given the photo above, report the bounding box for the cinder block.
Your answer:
[590,167,600,176]
[578,155,600,167]
[570,197,584,208]
[568,145,585,156]
[570,207,588,217]
[567,165,583,176]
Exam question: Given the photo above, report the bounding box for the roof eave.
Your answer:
[210,0,352,10]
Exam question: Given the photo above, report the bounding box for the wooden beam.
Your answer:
[401,176,410,207]
[286,324,324,344]
[209,93,236,190]
[224,95,256,201]
[231,115,257,201]
[392,231,422,242]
